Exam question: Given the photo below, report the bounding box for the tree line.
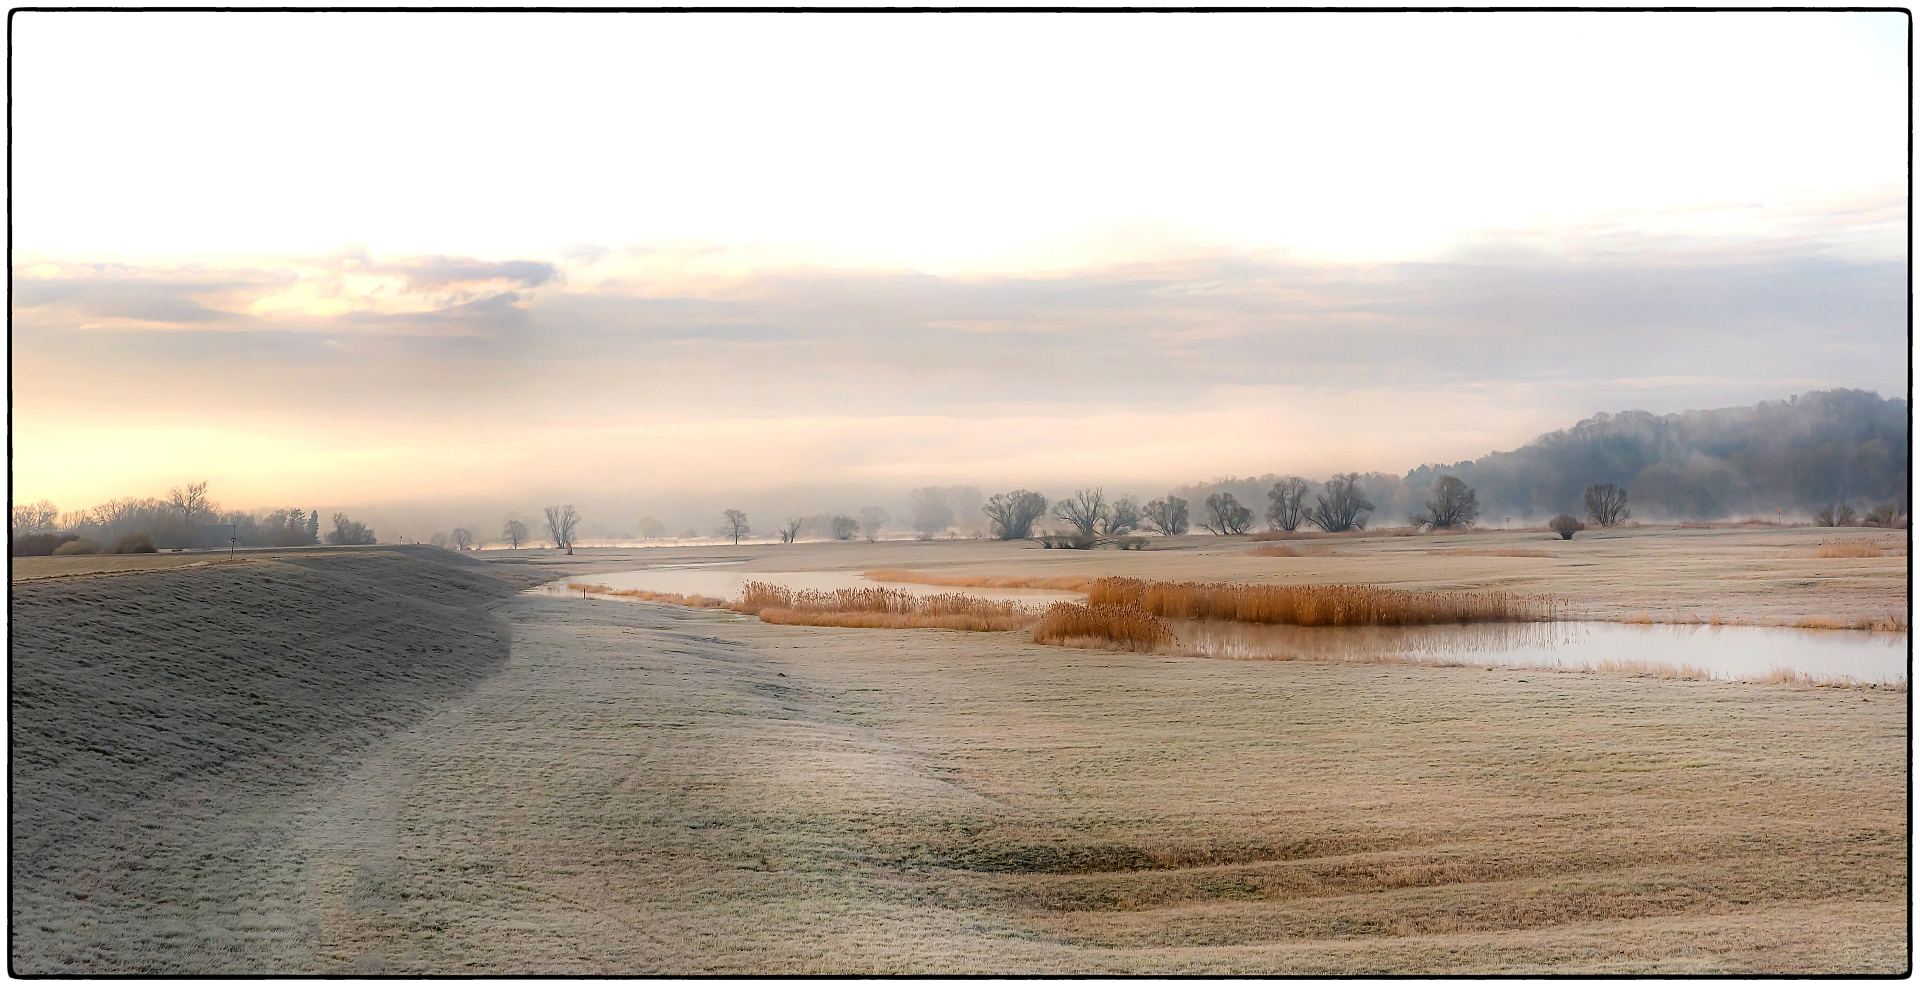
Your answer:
[9,482,379,556]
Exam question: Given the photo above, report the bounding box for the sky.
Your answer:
[9,11,1910,535]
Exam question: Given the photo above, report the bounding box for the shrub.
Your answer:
[1037,532,1099,549]
[51,538,99,556]
[109,531,158,554]
[11,533,77,557]
[1549,514,1584,539]
[1114,535,1149,550]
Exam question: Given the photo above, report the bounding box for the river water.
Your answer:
[533,565,1907,686]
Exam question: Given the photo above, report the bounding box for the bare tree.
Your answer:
[982,490,1049,540]
[430,531,450,549]
[1143,495,1189,535]
[1863,502,1906,528]
[166,481,213,530]
[722,509,751,545]
[502,515,529,549]
[1305,473,1374,532]
[780,517,803,544]
[326,512,377,545]
[1582,483,1630,527]
[1265,477,1310,532]
[1411,475,1479,529]
[450,527,474,551]
[11,499,60,535]
[1549,514,1585,539]
[829,515,859,540]
[1814,504,1859,527]
[1202,492,1255,535]
[1053,488,1109,536]
[908,488,956,540]
[544,504,580,554]
[858,506,891,543]
[1102,495,1143,536]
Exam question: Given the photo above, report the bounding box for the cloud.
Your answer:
[11,238,1906,509]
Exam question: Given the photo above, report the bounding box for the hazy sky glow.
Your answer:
[10,11,1908,528]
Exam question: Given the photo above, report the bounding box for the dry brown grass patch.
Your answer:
[567,583,729,608]
[864,569,1098,592]
[1790,614,1909,632]
[1811,540,1902,559]
[1031,602,1173,650]
[1247,528,1420,542]
[1087,577,1556,627]
[757,608,1032,631]
[1426,548,1553,558]
[1245,544,1332,558]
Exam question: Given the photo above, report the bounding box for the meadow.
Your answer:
[8,524,1907,973]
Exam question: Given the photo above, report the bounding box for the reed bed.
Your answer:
[862,569,1098,592]
[1086,577,1555,626]
[1029,602,1173,650]
[567,583,729,608]
[733,580,1036,631]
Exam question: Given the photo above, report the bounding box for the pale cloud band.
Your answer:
[12,212,1905,511]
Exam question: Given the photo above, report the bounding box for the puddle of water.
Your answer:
[1174,620,1909,686]
[529,565,1087,606]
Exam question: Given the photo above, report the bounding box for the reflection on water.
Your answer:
[1175,620,1909,686]
[528,563,1087,606]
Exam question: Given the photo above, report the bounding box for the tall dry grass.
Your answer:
[734,580,1035,631]
[1087,577,1555,626]
[567,583,729,608]
[864,569,1097,592]
[1030,602,1172,650]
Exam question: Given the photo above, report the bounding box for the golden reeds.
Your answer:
[733,580,1036,631]
[862,569,1098,591]
[1086,577,1554,626]
[1030,602,1172,650]
[567,583,729,608]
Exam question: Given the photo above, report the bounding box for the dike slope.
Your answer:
[10,546,542,973]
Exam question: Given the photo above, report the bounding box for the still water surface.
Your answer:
[534,565,1906,685]
[530,563,1086,605]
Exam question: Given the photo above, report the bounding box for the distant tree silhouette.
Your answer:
[1143,495,1190,536]
[722,509,751,545]
[1582,483,1631,527]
